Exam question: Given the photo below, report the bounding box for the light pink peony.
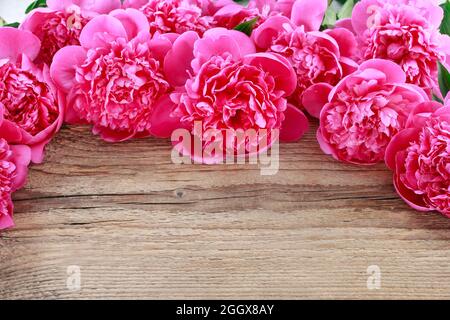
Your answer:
[317,59,428,165]
[252,0,359,118]
[351,0,450,97]
[0,27,64,164]
[0,105,32,230]
[386,101,450,217]
[123,0,216,35]
[160,28,309,162]
[51,9,176,142]
[20,0,122,66]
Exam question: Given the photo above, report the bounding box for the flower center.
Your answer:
[37,11,87,65]
[72,39,170,133]
[0,61,59,136]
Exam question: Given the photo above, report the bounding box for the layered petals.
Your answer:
[317,59,427,165]
[386,103,450,217]
[50,10,174,142]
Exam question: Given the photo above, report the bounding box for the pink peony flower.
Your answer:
[317,59,428,165]
[0,28,64,164]
[386,101,450,217]
[160,28,309,162]
[0,105,32,230]
[20,0,122,66]
[252,0,358,118]
[51,9,175,142]
[123,0,216,35]
[351,0,450,97]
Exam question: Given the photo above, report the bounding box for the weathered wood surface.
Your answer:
[1,122,450,300]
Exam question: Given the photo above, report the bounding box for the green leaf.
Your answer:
[233,0,249,5]
[337,0,355,20]
[234,17,259,36]
[25,0,47,14]
[440,1,450,36]
[438,62,450,99]
[321,6,337,29]
[4,22,20,28]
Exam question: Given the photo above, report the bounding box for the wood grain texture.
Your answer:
[1,122,450,300]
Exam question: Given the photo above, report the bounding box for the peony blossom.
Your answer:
[317,59,428,165]
[123,0,218,35]
[20,0,122,66]
[50,9,175,142]
[386,101,450,217]
[0,105,32,230]
[0,28,64,164]
[351,0,450,97]
[160,28,309,162]
[252,0,359,118]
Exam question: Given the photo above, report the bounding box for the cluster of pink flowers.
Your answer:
[0,0,450,229]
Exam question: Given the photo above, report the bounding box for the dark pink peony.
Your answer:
[252,0,358,118]
[0,28,64,163]
[0,105,32,230]
[351,0,450,97]
[51,9,175,142]
[386,101,450,217]
[317,59,428,165]
[160,28,309,162]
[20,0,122,66]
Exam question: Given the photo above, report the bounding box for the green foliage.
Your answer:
[438,1,450,99]
[234,18,259,36]
[25,0,47,14]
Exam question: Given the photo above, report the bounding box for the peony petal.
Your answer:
[192,34,242,71]
[47,0,122,14]
[280,104,309,142]
[351,0,380,36]
[20,8,56,36]
[0,106,22,143]
[122,0,149,9]
[50,46,87,93]
[385,128,420,170]
[79,14,128,48]
[243,52,297,96]
[252,15,292,50]
[302,83,333,118]
[316,128,334,156]
[150,95,189,138]
[291,0,328,31]
[324,28,358,58]
[359,59,407,84]
[406,101,443,128]
[204,28,256,57]
[0,27,41,63]
[110,8,150,40]
[0,212,14,230]
[393,171,433,213]
[164,31,199,87]
[274,0,296,16]
[335,18,355,34]
[9,145,31,190]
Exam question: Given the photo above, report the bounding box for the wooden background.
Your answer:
[1,122,450,300]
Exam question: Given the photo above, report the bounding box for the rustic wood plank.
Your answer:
[1,122,450,299]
